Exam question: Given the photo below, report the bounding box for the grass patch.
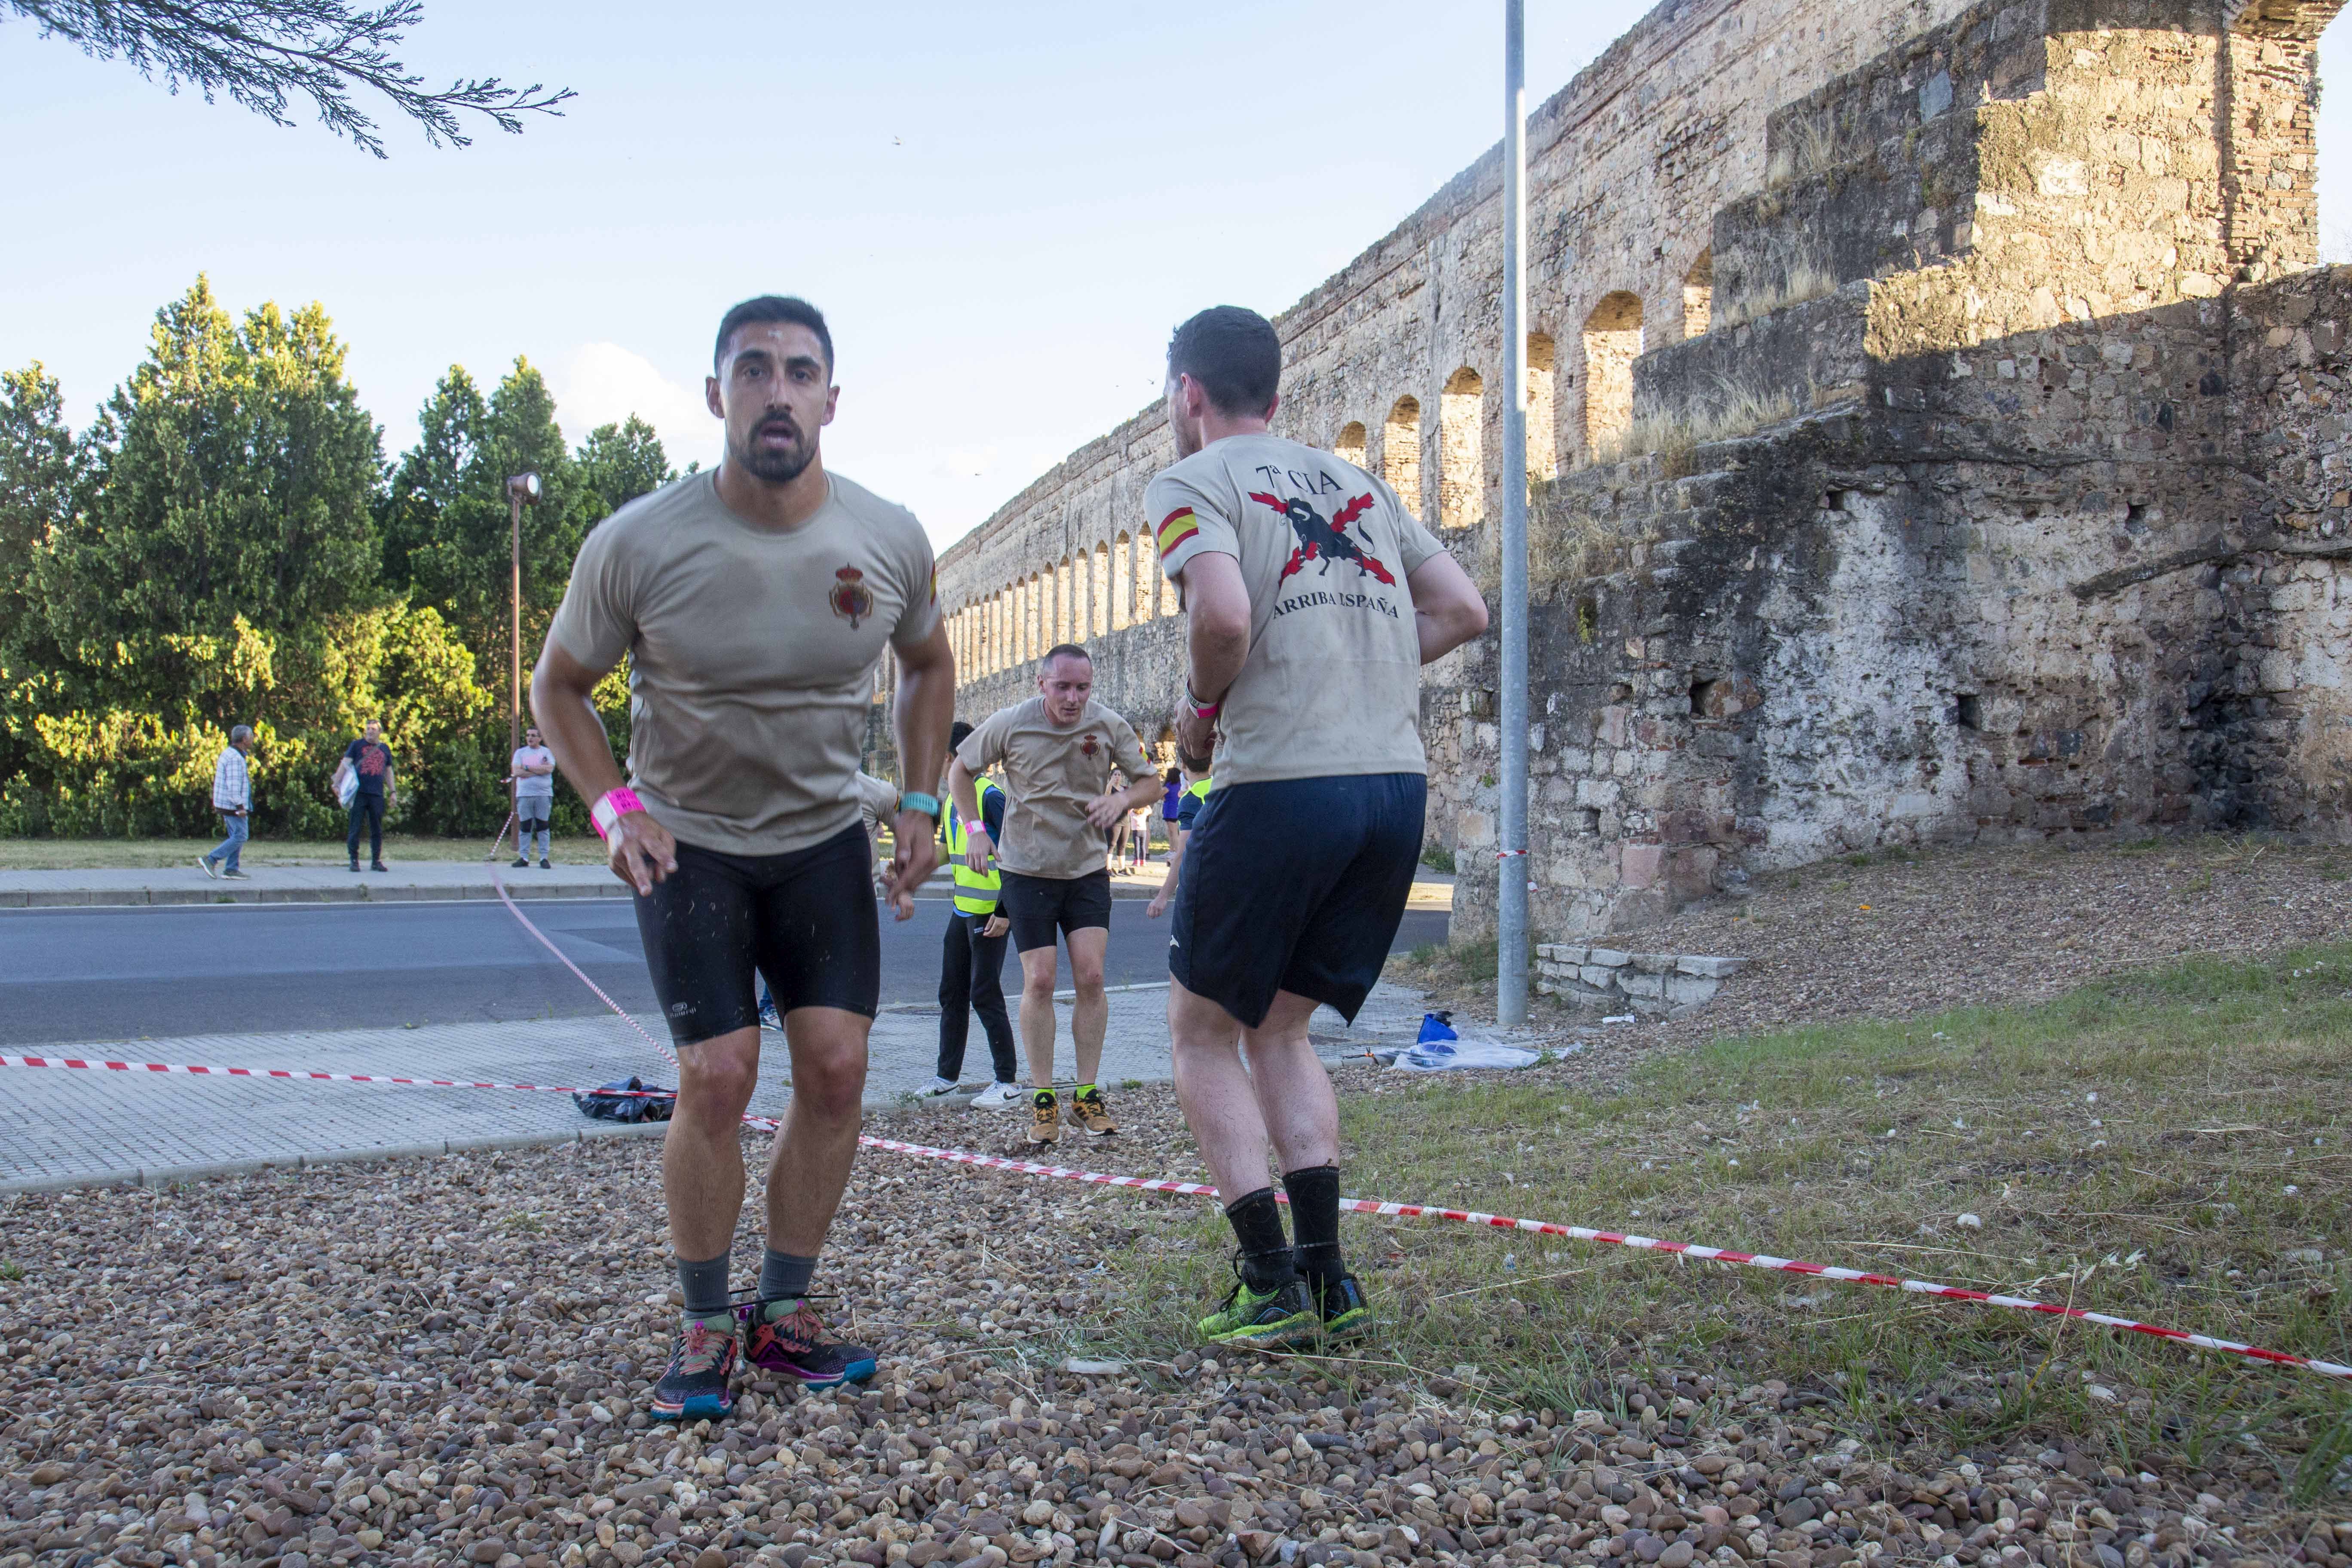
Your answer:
[1098,944,2352,1489]
[1420,844,1458,875]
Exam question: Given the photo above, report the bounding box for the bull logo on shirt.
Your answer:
[829,566,875,629]
[1249,492,1396,586]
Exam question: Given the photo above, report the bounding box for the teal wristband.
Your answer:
[900,790,942,820]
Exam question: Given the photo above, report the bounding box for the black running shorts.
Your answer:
[1170,773,1426,1028]
[631,824,880,1044]
[997,868,1113,955]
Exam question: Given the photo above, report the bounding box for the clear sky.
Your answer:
[6,3,2351,552]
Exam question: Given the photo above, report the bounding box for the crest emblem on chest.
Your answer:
[1080,735,1099,757]
[828,566,875,629]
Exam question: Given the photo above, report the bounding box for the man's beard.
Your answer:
[733,419,816,484]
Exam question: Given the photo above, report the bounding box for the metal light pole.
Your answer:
[1497,0,1532,1026]
[505,471,542,786]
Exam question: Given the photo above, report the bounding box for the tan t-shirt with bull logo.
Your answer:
[956,696,1151,880]
[549,469,939,856]
[1147,432,1444,787]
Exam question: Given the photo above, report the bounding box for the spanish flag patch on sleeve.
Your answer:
[1155,506,1199,559]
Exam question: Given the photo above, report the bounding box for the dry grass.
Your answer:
[1096,944,2352,1511]
[1714,257,1842,331]
[1764,107,1852,190]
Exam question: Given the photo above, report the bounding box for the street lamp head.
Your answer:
[508,471,542,504]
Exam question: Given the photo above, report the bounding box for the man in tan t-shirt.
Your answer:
[1149,305,1488,1351]
[949,645,1161,1144]
[533,294,956,1424]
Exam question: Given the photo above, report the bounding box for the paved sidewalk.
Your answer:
[0,983,1440,1193]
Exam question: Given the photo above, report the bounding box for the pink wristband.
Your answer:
[590,787,645,841]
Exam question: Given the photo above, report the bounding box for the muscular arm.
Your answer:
[883,622,955,918]
[532,637,676,894]
[1407,548,1489,664]
[1172,551,1252,763]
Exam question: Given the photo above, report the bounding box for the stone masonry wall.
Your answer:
[926,0,2350,943]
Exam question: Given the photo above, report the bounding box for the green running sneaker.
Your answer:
[1311,1272,1375,1341]
[1197,1271,1318,1348]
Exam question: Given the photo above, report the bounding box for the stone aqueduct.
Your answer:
[885,0,2352,940]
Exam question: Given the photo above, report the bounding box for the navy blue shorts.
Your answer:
[1170,773,1426,1028]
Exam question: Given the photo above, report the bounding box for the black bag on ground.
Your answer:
[574,1076,676,1123]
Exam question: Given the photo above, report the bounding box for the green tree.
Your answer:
[0,364,84,658]
[379,364,485,593]
[39,276,384,653]
[576,414,675,514]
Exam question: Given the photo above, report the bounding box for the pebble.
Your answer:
[0,1086,2323,1568]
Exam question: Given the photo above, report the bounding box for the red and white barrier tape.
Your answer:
[6,1046,2343,1380]
[0,1051,673,1102]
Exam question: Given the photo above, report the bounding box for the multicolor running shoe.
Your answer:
[650,1312,739,1421]
[738,1297,878,1387]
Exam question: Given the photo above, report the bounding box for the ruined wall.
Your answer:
[931,0,2350,942]
[934,0,1981,737]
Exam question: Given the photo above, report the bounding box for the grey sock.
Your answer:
[759,1248,818,1303]
[676,1252,732,1317]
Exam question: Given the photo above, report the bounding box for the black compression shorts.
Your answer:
[631,824,880,1044]
[1170,773,1425,1028]
[997,868,1112,954]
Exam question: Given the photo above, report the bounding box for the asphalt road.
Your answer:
[0,897,1450,1049]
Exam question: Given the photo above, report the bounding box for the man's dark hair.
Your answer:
[1042,643,1091,668]
[1167,306,1281,416]
[715,296,834,374]
[950,720,975,750]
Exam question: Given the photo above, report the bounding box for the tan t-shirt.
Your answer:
[957,696,1149,880]
[549,469,939,855]
[1147,432,1443,786]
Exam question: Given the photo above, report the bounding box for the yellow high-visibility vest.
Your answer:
[943,780,1004,916]
[1185,777,1213,803]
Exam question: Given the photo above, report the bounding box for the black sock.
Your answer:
[1284,1164,1346,1285]
[676,1252,731,1318]
[1223,1187,1296,1292]
[759,1247,817,1303]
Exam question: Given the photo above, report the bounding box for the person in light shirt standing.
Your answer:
[510,724,557,869]
[1149,305,1488,1348]
[196,725,255,882]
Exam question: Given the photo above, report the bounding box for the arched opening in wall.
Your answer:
[1156,542,1177,618]
[1683,251,1713,339]
[1092,543,1111,638]
[1383,396,1422,518]
[1111,533,1132,630]
[1335,421,1367,469]
[1023,574,1039,665]
[1581,291,1645,457]
[1439,368,1485,529]
[1049,558,1066,647]
[1525,335,1557,484]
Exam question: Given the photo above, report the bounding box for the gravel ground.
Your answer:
[5,1096,2344,1568]
[5,836,2349,1568]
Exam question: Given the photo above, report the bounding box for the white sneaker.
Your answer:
[921,1076,961,1096]
[195,855,217,879]
[969,1081,1024,1109]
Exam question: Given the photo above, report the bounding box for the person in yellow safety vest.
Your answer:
[926,720,1021,1102]
[1147,756,1213,920]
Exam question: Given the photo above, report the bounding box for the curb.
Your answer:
[0,1121,670,1196]
[0,881,628,910]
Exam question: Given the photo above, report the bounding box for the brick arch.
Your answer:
[1525,334,1557,483]
[1382,395,1423,519]
[1439,367,1485,528]
[1582,291,1645,455]
[1335,421,1368,469]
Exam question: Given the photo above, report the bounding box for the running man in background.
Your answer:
[928,720,1020,1101]
[197,724,255,881]
[532,294,953,1422]
[949,646,1161,1143]
[1144,755,1210,920]
[342,719,395,873]
[1151,306,1488,1348]
[511,724,556,869]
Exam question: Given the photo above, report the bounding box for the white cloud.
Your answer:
[550,342,722,470]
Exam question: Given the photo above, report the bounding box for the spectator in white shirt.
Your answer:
[509,725,557,868]
[198,725,254,881]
